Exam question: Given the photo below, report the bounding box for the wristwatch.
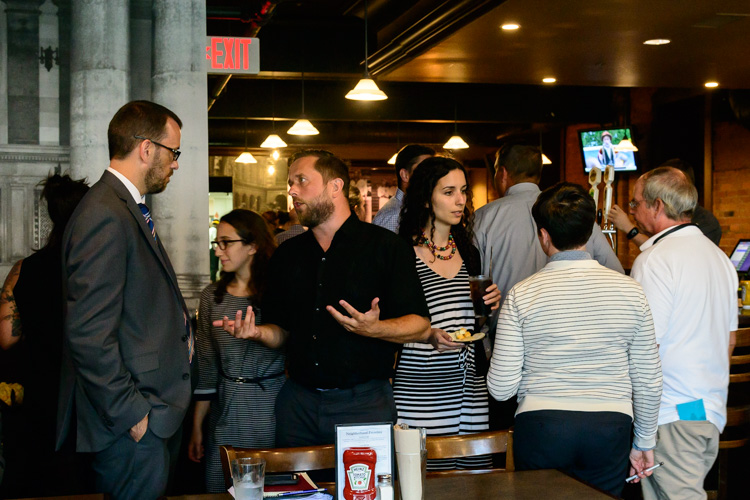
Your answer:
[626,227,639,240]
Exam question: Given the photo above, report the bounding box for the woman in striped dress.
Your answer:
[394,157,500,470]
[188,210,286,492]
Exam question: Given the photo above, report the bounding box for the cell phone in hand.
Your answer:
[265,473,299,486]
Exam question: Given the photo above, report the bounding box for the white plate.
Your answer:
[448,331,485,343]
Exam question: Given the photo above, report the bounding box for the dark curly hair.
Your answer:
[39,173,90,251]
[214,209,277,304]
[398,156,476,269]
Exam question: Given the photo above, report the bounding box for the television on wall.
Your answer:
[579,127,640,173]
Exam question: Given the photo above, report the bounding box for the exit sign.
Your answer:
[205,36,259,74]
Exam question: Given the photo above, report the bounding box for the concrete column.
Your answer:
[39,0,59,145]
[5,0,45,144]
[151,0,209,308]
[69,0,129,181]
[129,0,152,101]
[55,0,70,146]
[0,2,8,144]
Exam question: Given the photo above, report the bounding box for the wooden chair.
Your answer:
[219,443,336,490]
[425,428,514,476]
[710,327,750,499]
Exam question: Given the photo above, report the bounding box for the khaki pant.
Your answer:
[642,420,720,500]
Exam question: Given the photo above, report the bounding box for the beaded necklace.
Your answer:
[421,231,457,260]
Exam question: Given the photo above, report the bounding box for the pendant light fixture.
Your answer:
[617,138,638,151]
[345,0,388,101]
[261,74,288,148]
[235,112,257,164]
[388,121,401,164]
[539,131,551,165]
[443,104,468,150]
[288,69,319,136]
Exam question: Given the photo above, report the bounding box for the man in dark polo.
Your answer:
[217,149,430,446]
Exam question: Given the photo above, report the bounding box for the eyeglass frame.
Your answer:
[211,239,247,250]
[628,198,646,209]
[133,135,181,162]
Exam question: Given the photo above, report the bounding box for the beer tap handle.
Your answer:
[588,166,602,213]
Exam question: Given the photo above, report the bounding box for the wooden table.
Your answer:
[168,469,616,500]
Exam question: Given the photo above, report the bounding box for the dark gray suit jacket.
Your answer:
[57,170,192,453]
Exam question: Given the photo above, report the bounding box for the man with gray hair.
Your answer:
[629,166,738,500]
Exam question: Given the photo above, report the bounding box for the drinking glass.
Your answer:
[231,457,265,500]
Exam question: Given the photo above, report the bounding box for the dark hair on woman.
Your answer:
[39,173,90,251]
[398,156,477,270]
[532,182,595,251]
[214,209,277,304]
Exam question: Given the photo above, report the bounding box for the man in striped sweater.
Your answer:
[487,182,662,496]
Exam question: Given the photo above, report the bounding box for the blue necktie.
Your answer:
[138,203,157,241]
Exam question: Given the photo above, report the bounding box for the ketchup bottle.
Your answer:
[343,447,378,500]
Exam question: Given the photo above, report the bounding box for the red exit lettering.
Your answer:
[206,37,254,71]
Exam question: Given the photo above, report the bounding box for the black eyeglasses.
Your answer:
[134,135,181,162]
[211,239,246,250]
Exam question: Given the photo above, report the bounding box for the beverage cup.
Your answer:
[231,457,265,500]
[396,449,426,500]
[468,275,493,317]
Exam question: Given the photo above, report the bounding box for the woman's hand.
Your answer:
[212,306,260,340]
[609,204,635,233]
[188,427,204,463]
[428,328,464,352]
[483,284,502,311]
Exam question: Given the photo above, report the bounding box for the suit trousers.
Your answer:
[92,426,182,500]
[641,420,719,500]
[275,378,397,447]
[514,409,632,497]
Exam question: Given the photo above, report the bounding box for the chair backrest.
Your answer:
[425,428,514,474]
[730,328,750,384]
[220,444,336,489]
[721,327,750,449]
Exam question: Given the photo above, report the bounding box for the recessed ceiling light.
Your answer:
[643,39,671,46]
[705,81,719,88]
[542,77,556,83]
[501,23,520,31]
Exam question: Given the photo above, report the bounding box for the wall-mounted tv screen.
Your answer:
[579,127,639,173]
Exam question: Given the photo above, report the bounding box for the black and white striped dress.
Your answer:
[392,257,490,470]
[194,284,286,492]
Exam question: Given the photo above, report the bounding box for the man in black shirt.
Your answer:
[217,150,430,446]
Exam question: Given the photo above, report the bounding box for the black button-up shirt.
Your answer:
[264,214,430,389]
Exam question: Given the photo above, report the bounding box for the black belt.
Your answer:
[219,368,285,391]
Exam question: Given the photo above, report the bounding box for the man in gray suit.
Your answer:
[57,101,193,499]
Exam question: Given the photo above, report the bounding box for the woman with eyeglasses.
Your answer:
[187,209,285,493]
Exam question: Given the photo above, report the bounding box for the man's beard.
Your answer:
[297,193,335,228]
[145,149,170,194]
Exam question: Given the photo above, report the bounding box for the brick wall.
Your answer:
[713,121,750,256]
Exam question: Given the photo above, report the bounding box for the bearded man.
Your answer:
[215,149,430,446]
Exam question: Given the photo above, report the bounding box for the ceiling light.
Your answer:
[235,152,257,164]
[444,135,469,150]
[542,154,552,165]
[346,78,388,101]
[346,0,388,101]
[617,139,638,152]
[271,150,280,160]
[260,134,287,148]
[643,39,671,46]
[542,77,556,83]
[387,152,398,165]
[289,69,319,135]
[267,165,275,175]
[705,81,719,88]
[287,119,319,136]
[502,23,520,31]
